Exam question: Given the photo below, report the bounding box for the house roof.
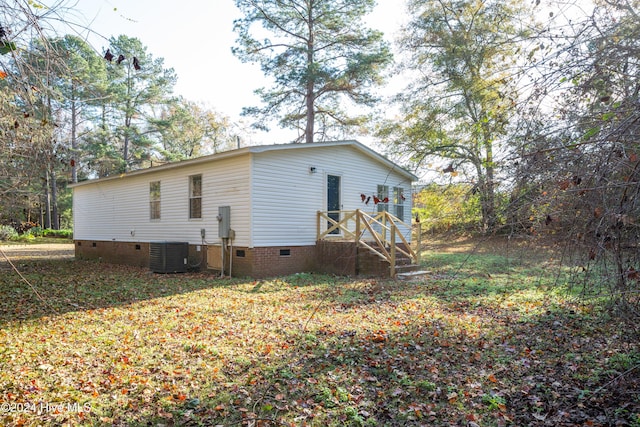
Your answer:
[69,140,418,188]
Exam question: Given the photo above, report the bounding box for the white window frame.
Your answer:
[393,186,405,221]
[189,174,202,219]
[150,181,161,220]
[377,184,389,213]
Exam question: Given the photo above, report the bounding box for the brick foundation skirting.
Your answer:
[74,240,395,278]
[315,240,357,276]
[74,240,206,270]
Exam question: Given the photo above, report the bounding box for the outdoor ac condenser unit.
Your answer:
[150,241,188,273]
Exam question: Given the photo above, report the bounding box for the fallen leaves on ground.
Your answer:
[0,249,638,426]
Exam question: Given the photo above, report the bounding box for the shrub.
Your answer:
[0,225,18,241]
[0,226,73,241]
[28,226,44,237]
[13,233,35,242]
[413,183,482,232]
[43,229,73,239]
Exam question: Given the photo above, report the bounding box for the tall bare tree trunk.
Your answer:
[50,169,59,230]
[483,140,496,231]
[305,11,315,144]
[43,171,51,229]
[70,86,78,183]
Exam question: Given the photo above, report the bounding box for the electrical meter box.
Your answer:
[218,206,231,238]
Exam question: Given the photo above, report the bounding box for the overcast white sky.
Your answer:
[50,0,407,145]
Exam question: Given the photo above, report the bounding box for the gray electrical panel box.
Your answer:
[218,206,231,238]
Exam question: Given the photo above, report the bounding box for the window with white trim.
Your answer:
[377,184,389,213]
[150,181,161,220]
[189,174,202,219]
[393,187,405,221]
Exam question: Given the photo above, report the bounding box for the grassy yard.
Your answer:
[0,237,74,246]
[0,238,638,426]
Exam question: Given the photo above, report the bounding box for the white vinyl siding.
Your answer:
[250,145,414,247]
[250,151,323,247]
[72,141,414,249]
[73,155,252,246]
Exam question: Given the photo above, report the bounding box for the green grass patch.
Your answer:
[1,236,73,245]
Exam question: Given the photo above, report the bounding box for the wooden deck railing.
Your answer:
[317,209,417,276]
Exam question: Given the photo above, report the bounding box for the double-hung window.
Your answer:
[150,181,161,220]
[189,174,202,219]
[377,184,389,213]
[393,187,405,221]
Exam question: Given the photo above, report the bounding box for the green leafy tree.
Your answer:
[150,97,237,161]
[233,0,392,143]
[104,35,177,172]
[11,35,73,229]
[0,86,52,226]
[47,35,108,183]
[381,0,535,231]
[413,183,481,232]
[0,0,67,227]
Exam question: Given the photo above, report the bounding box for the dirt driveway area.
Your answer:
[0,243,74,266]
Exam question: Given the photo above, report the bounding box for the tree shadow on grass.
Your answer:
[0,257,241,325]
[1,252,638,426]
[182,300,638,426]
[100,293,638,427]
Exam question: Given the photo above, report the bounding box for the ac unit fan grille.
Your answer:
[150,242,188,273]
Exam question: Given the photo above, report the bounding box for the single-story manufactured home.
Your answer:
[71,140,418,278]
